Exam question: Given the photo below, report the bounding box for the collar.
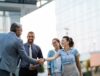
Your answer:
[9,32,17,37]
[62,48,73,51]
[9,32,21,39]
[25,43,34,47]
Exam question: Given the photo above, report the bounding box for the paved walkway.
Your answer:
[38,72,47,76]
[38,69,48,76]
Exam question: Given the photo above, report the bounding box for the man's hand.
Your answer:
[37,58,45,64]
[29,64,35,70]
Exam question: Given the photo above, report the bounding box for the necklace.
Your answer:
[64,49,72,55]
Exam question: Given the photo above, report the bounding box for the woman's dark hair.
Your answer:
[10,23,21,32]
[53,38,62,49]
[63,36,74,47]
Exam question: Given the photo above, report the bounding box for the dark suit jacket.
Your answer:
[20,43,43,71]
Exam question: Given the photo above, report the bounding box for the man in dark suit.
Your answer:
[19,31,43,76]
[0,23,44,76]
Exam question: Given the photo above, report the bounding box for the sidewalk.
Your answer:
[38,70,48,76]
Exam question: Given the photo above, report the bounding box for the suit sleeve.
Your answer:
[32,46,43,69]
[16,39,37,64]
[37,46,43,58]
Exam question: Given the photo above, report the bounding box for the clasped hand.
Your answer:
[37,58,45,64]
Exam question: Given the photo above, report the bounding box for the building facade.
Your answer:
[0,0,52,33]
[55,0,100,53]
[0,0,37,32]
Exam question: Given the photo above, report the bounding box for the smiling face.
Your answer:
[61,36,74,48]
[52,38,61,50]
[27,32,35,44]
[61,37,69,48]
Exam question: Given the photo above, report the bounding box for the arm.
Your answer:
[46,54,60,62]
[76,55,83,76]
[32,46,43,69]
[16,39,38,64]
[37,46,43,58]
[47,51,52,75]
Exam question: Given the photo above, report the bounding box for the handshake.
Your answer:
[36,58,46,64]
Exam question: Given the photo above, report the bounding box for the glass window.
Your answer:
[5,11,20,32]
[0,11,3,16]
[0,10,20,33]
[24,0,37,4]
[5,0,19,3]
[0,16,3,32]
[0,0,5,1]
[0,0,37,4]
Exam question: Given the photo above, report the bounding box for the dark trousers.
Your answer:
[19,68,38,76]
[0,69,10,76]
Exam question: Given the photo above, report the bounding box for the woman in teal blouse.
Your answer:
[47,38,62,76]
[46,36,82,76]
